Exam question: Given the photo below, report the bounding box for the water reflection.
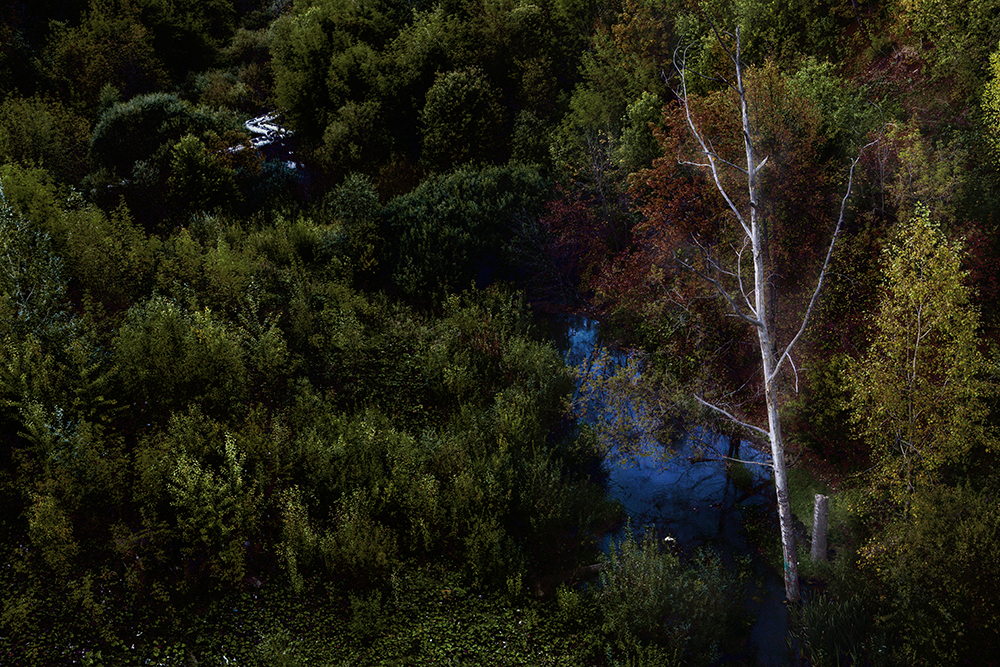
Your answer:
[552,314,789,665]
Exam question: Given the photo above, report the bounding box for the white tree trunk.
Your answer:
[675,21,868,601]
[739,32,801,603]
[674,24,850,603]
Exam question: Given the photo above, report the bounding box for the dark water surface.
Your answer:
[549,314,790,665]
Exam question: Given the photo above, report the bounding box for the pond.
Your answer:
[549,314,790,665]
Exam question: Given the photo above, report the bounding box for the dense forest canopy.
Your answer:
[3,0,1000,664]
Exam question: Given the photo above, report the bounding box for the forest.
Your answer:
[2,0,1000,664]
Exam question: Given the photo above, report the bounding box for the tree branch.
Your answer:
[676,252,762,327]
[769,144,875,385]
[673,46,752,240]
[736,237,756,316]
[694,394,771,439]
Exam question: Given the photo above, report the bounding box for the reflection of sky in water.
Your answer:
[607,427,771,547]
[559,315,788,666]
[559,315,772,542]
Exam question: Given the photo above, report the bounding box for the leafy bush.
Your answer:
[793,593,879,667]
[0,191,75,346]
[384,163,549,299]
[863,483,1000,664]
[89,93,232,177]
[167,133,240,215]
[421,67,505,172]
[0,95,91,183]
[113,296,248,419]
[600,527,739,666]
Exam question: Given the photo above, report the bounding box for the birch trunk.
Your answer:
[675,22,867,601]
[674,25,816,603]
[738,37,801,603]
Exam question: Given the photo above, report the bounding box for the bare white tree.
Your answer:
[672,25,867,603]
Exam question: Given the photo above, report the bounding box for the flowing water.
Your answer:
[550,314,790,665]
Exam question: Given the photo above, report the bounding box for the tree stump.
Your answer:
[810,493,829,562]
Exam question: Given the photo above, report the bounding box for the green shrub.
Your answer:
[168,433,261,585]
[600,527,739,666]
[421,67,505,172]
[384,163,549,299]
[113,296,247,419]
[864,483,1000,664]
[0,95,91,183]
[0,191,75,345]
[167,133,240,215]
[90,93,224,176]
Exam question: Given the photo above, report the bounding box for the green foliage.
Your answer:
[27,492,79,576]
[729,0,854,64]
[131,0,237,78]
[0,191,75,345]
[277,486,317,593]
[167,133,240,215]
[785,57,880,153]
[270,0,399,144]
[846,206,996,507]
[880,120,971,228]
[194,25,273,111]
[384,163,549,298]
[169,433,260,584]
[89,92,231,178]
[983,40,1000,169]
[0,95,91,184]
[619,91,665,173]
[113,296,248,419]
[572,0,680,133]
[55,197,156,305]
[862,483,1000,664]
[268,0,593,183]
[600,527,739,665]
[421,67,505,171]
[317,98,385,176]
[9,0,961,657]
[511,109,552,166]
[42,0,170,112]
[893,0,1000,100]
[793,593,880,667]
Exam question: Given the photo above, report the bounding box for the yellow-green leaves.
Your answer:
[846,205,996,507]
[983,40,1000,169]
[169,433,260,584]
[28,492,79,576]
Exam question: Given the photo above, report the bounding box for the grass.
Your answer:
[787,466,869,588]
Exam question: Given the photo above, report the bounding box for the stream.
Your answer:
[228,117,792,661]
[226,112,303,170]
[551,315,790,665]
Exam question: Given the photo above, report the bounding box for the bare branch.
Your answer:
[694,394,771,439]
[789,351,799,394]
[709,153,749,175]
[676,253,762,327]
[715,454,773,469]
[674,47,752,239]
[702,11,739,71]
[736,237,756,316]
[670,42,739,95]
[769,143,876,384]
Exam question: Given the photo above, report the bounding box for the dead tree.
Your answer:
[672,25,867,602]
